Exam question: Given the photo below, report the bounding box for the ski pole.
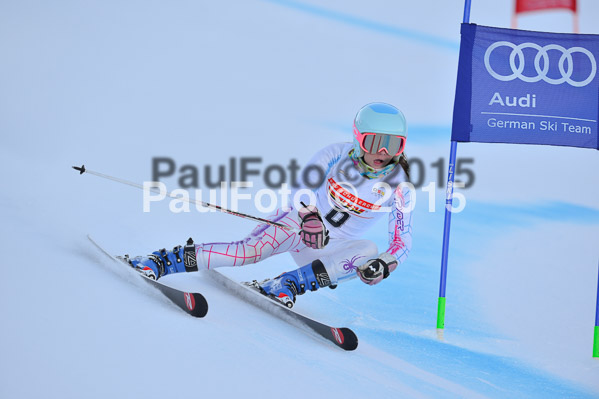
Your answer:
[72,164,299,233]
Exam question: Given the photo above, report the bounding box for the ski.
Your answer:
[87,235,208,318]
[207,270,358,351]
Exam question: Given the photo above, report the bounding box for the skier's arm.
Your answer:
[385,184,413,265]
[357,184,413,285]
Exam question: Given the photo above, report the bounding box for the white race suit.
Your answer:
[195,143,413,285]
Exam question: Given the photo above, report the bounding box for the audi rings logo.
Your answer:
[484,41,597,87]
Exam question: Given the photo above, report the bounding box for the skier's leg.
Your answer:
[126,208,303,279]
[256,239,378,307]
[197,208,303,269]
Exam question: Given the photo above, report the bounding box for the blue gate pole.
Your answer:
[436,141,457,329]
[436,0,471,332]
[463,0,472,23]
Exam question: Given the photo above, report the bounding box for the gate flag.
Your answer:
[451,23,599,150]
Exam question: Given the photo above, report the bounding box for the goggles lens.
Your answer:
[360,133,406,156]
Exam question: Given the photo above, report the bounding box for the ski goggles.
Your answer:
[353,125,406,156]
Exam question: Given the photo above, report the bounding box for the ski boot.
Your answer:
[247,260,331,308]
[121,238,198,280]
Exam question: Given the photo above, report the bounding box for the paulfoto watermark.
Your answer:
[142,180,469,215]
[151,156,476,190]
[142,155,475,215]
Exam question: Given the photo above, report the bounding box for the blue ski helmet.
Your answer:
[353,102,407,161]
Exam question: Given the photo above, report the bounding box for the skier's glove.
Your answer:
[298,204,329,249]
[357,253,398,286]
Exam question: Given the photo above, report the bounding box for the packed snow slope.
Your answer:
[1,1,599,398]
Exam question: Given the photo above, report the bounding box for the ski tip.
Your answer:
[72,164,86,175]
[331,327,358,351]
[184,292,209,318]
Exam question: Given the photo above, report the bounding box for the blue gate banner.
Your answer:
[452,23,599,150]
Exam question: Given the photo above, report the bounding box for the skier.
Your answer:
[125,102,413,308]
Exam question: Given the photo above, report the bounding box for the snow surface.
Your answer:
[1,1,599,398]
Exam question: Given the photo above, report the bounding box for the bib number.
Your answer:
[325,209,350,228]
